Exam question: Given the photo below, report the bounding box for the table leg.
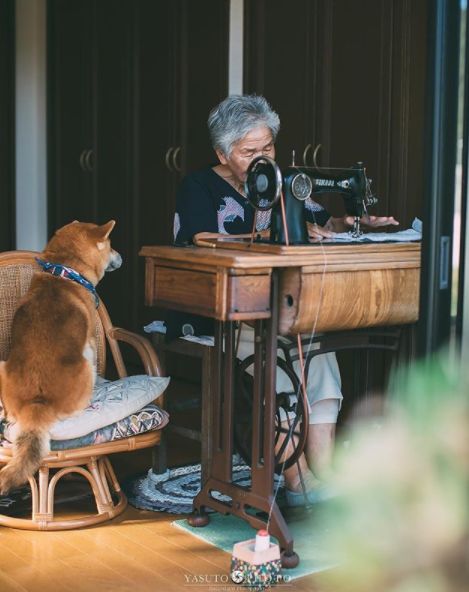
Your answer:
[189,273,297,565]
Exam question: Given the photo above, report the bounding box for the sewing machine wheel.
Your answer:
[244,155,282,211]
[234,354,308,471]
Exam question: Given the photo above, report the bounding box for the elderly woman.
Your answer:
[171,95,398,506]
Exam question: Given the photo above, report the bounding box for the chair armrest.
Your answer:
[107,327,164,378]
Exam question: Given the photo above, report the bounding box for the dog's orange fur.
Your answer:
[0,220,121,493]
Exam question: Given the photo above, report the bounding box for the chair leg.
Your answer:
[101,456,123,496]
[31,466,54,525]
[87,458,115,513]
[98,458,114,504]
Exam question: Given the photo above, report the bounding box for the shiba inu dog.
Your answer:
[0,220,122,493]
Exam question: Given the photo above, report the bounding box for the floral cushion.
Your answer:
[50,403,169,450]
[0,403,169,450]
[51,374,169,440]
[0,374,170,442]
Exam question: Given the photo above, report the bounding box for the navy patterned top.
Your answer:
[173,167,330,244]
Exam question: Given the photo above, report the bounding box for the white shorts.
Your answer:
[236,325,342,424]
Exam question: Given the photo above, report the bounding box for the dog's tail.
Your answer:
[0,401,52,494]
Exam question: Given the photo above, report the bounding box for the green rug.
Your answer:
[173,508,337,582]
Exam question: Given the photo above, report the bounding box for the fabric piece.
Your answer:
[179,334,215,347]
[329,228,421,243]
[49,403,169,450]
[1,374,170,441]
[308,398,341,425]
[144,320,167,334]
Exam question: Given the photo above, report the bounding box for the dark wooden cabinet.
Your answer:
[244,0,427,226]
[48,0,134,322]
[244,0,326,169]
[136,0,229,248]
[48,0,94,223]
[244,0,428,416]
[135,0,229,331]
[0,0,15,251]
[48,0,229,332]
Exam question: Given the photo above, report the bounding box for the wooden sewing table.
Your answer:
[140,240,420,565]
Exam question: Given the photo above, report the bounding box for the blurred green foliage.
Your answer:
[317,351,468,592]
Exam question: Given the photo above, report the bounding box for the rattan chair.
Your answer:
[0,250,165,530]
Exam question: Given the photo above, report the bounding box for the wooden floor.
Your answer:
[0,376,331,592]
[0,443,324,592]
[0,508,322,592]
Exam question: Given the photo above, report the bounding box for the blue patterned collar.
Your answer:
[35,258,99,308]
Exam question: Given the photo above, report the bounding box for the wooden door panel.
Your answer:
[244,0,322,167]
[48,0,230,335]
[136,0,177,250]
[93,0,134,328]
[243,0,427,227]
[134,0,179,332]
[179,0,229,172]
[47,0,94,228]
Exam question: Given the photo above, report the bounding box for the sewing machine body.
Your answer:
[245,157,377,244]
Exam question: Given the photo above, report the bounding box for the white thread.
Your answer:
[267,213,329,528]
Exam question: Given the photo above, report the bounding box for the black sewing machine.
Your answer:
[244,155,378,244]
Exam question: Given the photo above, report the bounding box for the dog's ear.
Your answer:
[56,220,80,234]
[98,220,116,239]
[95,220,116,250]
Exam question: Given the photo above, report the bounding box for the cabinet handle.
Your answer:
[165,147,174,172]
[85,149,94,172]
[312,143,322,168]
[303,143,322,167]
[172,146,182,172]
[79,149,88,171]
[302,143,312,165]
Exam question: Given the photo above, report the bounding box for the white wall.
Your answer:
[15,0,47,251]
[229,0,243,95]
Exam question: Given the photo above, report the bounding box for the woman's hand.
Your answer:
[325,215,399,233]
[307,222,335,242]
[344,215,399,229]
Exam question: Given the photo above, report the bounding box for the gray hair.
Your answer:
[208,95,280,156]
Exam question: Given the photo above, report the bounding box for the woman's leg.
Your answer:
[306,421,336,478]
[302,354,342,477]
[276,420,321,492]
[278,418,338,506]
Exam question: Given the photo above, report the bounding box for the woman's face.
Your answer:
[216,125,275,184]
